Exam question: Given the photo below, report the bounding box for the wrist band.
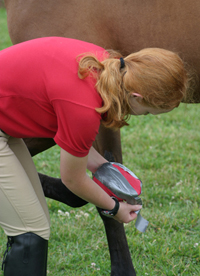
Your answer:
[100,197,119,217]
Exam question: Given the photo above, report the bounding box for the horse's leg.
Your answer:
[23,138,56,156]
[97,209,136,276]
[93,125,136,276]
[38,173,87,208]
[93,124,123,164]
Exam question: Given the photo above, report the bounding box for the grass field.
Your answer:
[0,7,199,276]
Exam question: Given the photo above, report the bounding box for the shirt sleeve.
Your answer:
[53,99,101,157]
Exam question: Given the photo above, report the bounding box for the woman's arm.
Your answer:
[60,148,115,210]
[60,148,141,223]
[87,146,108,173]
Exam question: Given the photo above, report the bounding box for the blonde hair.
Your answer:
[78,48,190,128]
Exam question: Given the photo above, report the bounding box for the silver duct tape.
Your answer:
[135,213,149,233]
[94,163,141,203]
[94,162,149,232]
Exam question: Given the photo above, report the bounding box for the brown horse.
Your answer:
[3,0,200,275]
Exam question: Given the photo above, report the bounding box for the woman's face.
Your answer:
[129,94,174,116]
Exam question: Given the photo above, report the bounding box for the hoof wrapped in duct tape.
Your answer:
[93,162,149,232]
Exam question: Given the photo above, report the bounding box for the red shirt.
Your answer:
[0,37,106,157]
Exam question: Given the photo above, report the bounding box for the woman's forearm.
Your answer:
[62,172,115,210]
[87,146,108,173]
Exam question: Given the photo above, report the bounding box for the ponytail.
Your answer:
[78,50,131,128]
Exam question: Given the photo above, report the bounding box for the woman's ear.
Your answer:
[131,93,144,103]
[132,93,143,98]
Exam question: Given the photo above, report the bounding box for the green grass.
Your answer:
[0,7,199,275]
[0,9,12,50]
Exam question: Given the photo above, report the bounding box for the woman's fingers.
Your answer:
[114,202,142,223]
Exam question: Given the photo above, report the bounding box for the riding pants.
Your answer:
[0,130,50,240]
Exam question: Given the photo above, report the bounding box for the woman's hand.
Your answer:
[114,201,142,224]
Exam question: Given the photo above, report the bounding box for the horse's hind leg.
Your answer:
[38,173,88,208]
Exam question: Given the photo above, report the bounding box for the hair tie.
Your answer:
[120,57,125,69]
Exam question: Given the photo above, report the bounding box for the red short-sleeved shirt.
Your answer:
[0,37,106,157]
